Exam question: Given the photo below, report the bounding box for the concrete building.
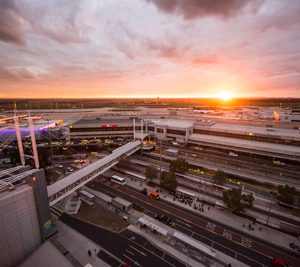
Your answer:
[64,116,300,160]
[146,119,194,143]
[0,168,53,267]
[18,240,74,267]
[69,118,144,140]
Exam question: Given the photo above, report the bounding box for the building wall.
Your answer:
[25,169,53,241]
[0,186,41,267]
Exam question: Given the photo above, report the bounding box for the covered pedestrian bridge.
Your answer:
[47,140,142,206]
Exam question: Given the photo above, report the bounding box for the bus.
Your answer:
[79,190,95,205]
[111,175,126,185]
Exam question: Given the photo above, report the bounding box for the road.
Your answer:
[88,178,300,267]
[128,157,300,227]
[145,151,300,189]
[173,143,300,173]
[176,146,299,179]
[60,213,186,267]
[175,178,300,227]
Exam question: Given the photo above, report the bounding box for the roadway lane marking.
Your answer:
[123,254,141,267]
[96,180,283,264]
[222,230,233,240]
[206,222,216,232]
[175,224,193,235]
[125,249,135,256]
[175,218,192,228]
[236,252,264,267]
[129,245,148,257]
[144,210,156,216]
[241,237,252,248]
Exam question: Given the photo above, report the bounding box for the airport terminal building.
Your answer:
[0,167,53,267]
[69,117,194,143]
[69,118,144,139]
[68,116,300,161]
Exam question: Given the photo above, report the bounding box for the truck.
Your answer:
[141,188,160,199]
[149,190,160,199]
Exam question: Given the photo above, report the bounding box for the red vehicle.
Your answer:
[149,190,160,199]
[271,258,288,267]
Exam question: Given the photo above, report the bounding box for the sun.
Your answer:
[215,91,235,101]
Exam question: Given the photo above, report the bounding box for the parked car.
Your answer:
[54,163,63,168]
[273,160,285,166]
[289,242,300,252]
[74,159,85,164]
[271,258,288,267]
[67,167,75,172]
[141,188,148,195]
[146,181,156,187]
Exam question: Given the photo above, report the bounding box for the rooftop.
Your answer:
[0,183,31,202]
[147,119,194,129]
[0,118,60,131]
[189,133,300,158]
[197,122,300,140]
[72,118,141,127]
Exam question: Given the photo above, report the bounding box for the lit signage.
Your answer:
[43,219,53,233]
[101,124,118,128]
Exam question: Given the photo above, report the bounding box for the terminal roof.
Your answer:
[173,231,215,257]
[201,122,300,140]
[189,133,300,157]
[135,132,150,139]
[147,119,194,129]
[72,118,141,127]
[138,217,168,236]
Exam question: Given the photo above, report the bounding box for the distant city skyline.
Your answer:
[0,0,300,98]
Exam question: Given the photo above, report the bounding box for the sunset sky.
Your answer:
[0,0,300,99]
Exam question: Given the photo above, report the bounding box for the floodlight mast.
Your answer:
[13,109,25,166]
[28,111,40,169]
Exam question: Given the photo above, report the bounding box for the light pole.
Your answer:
[47,119,54,159]
[159,139,162,179]
[266,191,276,225]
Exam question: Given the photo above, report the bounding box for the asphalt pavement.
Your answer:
[60,213,186,267]
[88,178,300,267]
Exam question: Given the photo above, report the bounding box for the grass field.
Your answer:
[74,202,128,232]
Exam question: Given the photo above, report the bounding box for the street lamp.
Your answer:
[159,138,162,178]
[266,191,277,225]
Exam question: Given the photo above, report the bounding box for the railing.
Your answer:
[48,141,141,206]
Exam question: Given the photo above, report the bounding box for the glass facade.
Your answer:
[166,129,186,136]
